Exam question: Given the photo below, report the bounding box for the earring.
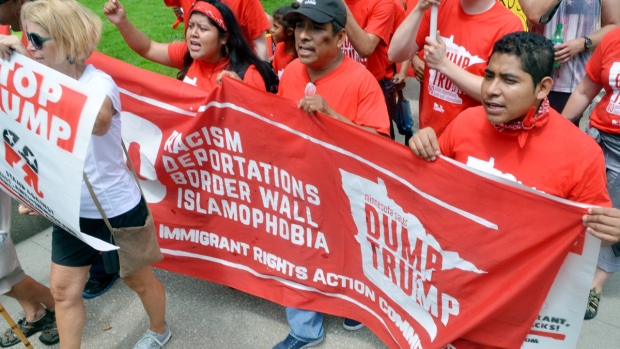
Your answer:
[67,56,74,64]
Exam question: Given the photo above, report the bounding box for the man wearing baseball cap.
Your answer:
[273,0,389,347]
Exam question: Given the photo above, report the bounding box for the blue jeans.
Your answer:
[286,307,324,341]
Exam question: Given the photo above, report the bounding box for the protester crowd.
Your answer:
[0,0,619,347]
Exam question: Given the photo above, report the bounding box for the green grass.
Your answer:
[81,0,291,77]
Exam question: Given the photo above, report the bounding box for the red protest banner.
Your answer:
[89,52,590,349]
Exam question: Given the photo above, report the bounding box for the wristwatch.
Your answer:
[584,36,593,51]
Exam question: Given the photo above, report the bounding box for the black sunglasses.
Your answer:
[26,31,52,50]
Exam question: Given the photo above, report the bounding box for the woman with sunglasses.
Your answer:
[104,0,278,93]
[0,1,171,348]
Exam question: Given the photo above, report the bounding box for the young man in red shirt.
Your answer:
[409,30,620,347]
[389,0,523,137]
[410,29,620,278]
[273,0,389,347]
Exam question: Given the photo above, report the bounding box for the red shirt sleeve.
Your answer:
[167,42,188,70]
[393,0,406,30]
[364,0,395,44]
[438,114,457,158]
[243,65,266,91]
[356,77,390,136]
[569,153,611,207]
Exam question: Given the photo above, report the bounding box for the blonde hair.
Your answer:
[21,0,102,64]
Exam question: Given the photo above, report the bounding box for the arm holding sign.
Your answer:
[0,35,28,60]
[423,32,484,101]
[18,203,39,216]
[388,0,440,63]
[408,127,440,161]
[297,94,380,136]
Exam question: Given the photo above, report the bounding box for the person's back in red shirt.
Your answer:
[343,0,395,81]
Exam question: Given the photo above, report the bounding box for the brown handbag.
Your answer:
[83,143,163,278]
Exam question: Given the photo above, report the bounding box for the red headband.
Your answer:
[191,2,227,31]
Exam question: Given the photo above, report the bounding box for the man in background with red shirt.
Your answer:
[273,0,389,347]
[409,34,620,347]
[409,30,620,347]
[389,0,522,137]
[341,0,396,136]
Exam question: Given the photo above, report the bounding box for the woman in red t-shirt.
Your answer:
[104,0,277,93]
[563,26,620,321]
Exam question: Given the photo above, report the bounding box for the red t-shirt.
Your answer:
[404,0,418,16]
[586,26,620,134]
[392,0,406,32]
[342,0,395,81]
[277,57,390,136]
[272,42,296,79]
[164,0,269,43]
[416,0,523,137]
[440,106,611,206]
[168,42,266,91]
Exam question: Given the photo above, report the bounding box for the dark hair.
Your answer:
[273,4,295,30]
[331,20,343,35]
[289,18,343,36]
[178,0,278,93]
[490,32,554,88]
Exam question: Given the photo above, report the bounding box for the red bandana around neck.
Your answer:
[493,97,550,148]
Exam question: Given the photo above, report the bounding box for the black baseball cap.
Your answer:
[286,0,347,28]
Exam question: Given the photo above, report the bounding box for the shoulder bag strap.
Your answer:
[83,172,114,233]
[539,0,562,25]
[121,142,152,217]
[82,141,152,233]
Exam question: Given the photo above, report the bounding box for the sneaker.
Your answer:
[82,273,119,299]
[343,318,364,331]
[585,287,602,320]
[133,323,171,349]
[273,334,323,349]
